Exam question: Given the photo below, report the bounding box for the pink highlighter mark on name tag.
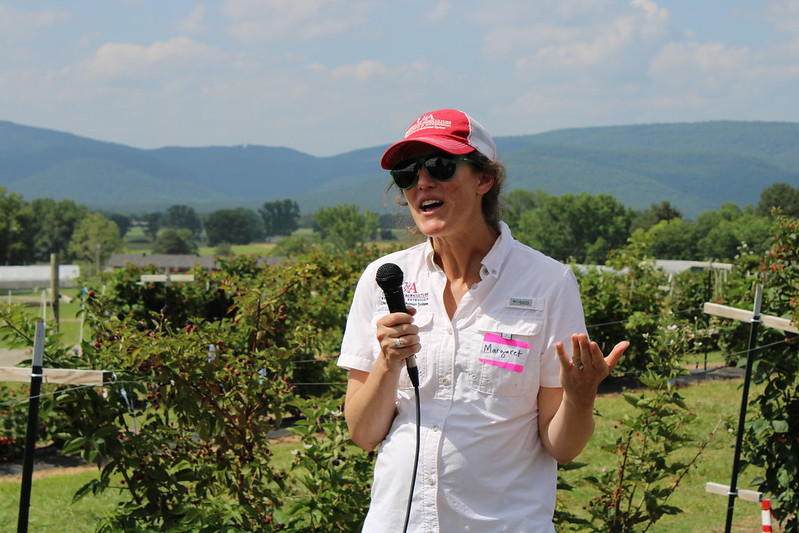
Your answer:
[479,332,530,373]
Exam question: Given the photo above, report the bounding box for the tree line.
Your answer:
[503,185,794,264]
[138,201,396,257]
[0,181,796,267]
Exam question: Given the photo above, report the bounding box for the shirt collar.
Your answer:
[422,221,513,280]
[480,221,512,280]
[423,239,438,273]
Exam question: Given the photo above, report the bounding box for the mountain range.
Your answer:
[1,119,797,219]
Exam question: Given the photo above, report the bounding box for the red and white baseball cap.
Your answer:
[380,109,497,169]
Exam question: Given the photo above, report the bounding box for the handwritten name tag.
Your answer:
[479,332,531,373]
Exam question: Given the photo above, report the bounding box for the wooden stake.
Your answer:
[0,367,113,386]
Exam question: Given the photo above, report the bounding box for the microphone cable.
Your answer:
[403,383,421,533]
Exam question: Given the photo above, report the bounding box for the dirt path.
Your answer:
[0,464,96,484]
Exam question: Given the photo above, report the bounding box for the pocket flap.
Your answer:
[413,312,433,329]
[477,314,541,336]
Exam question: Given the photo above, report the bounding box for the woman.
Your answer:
[337,109,628,532]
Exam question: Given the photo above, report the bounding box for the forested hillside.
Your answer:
[1,119,797,218]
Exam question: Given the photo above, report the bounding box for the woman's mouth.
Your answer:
[420,199,444,213]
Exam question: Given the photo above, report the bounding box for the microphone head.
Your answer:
[375,262,403,291]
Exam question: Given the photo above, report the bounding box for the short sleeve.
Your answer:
[337,266,381,373]
[539,267,587,388]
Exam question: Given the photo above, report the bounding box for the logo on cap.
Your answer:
[405,114,453,138]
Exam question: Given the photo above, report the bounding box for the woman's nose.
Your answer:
[416,167,435,188]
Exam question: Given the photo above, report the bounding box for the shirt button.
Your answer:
[428,477,436,486]
[431,425,440,432]
[440,377,449,386]
[446,327,453,335]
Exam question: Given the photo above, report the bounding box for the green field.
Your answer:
[0,377,781,532]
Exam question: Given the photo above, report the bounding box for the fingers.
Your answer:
[376,310,420,366]
[376,311,415,335]
[605,341,629,372]
[560,333,590,370]
[391,333,420,350]
[555,340,571,367]
[558,333,628,373]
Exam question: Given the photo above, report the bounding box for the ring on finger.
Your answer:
[394,338,405,349]
[573,359,584,370]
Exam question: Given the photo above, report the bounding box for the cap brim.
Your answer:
[380,137,475,169]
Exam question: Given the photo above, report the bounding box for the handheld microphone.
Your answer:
[375,263,419,388]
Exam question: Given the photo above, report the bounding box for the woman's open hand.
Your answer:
[556,333,628,395]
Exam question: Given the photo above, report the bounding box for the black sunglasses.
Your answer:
[390,153,474,190]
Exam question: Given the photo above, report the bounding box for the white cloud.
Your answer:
[177,4,208,35]
[0,4,70,43]
[648,42,752,91]
[765,0,799,35]
[469,0,614,27]
[631,0,668,22]
[483,0,672,78]
[78,37,225,80]
[221,0,374,43]
[328,59,389,81]
[421,1,453,24]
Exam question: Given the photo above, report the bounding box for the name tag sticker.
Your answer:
[479,332,530,373]
[505,297,544,311]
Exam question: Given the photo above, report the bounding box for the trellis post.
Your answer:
[16,321,45,533]
[726,284,761,533]
[703,284,798,532]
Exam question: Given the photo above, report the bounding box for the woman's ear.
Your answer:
[476,171,495,195]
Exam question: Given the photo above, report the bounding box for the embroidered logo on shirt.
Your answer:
[404,280,431,307]
[379,279,430,308]
[479,332,530,373]
[505,297,544,310]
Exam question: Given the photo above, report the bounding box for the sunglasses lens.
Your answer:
[390,154,462,189]
[424,156,457,181]
[390,160,419,189]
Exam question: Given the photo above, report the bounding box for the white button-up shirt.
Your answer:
[338,222,587,532]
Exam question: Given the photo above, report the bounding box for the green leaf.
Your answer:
[772,419,789,433]
[60,436,89,455]
[72,479,100,502]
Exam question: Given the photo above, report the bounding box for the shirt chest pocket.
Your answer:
[471,314,543,397]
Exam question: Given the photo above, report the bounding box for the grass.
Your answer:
[197,243,275,256]
[558,376,781,532]
[0,468,123,532]
[0,377,783,532]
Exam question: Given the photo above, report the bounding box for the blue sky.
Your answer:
[0,0,797,156]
